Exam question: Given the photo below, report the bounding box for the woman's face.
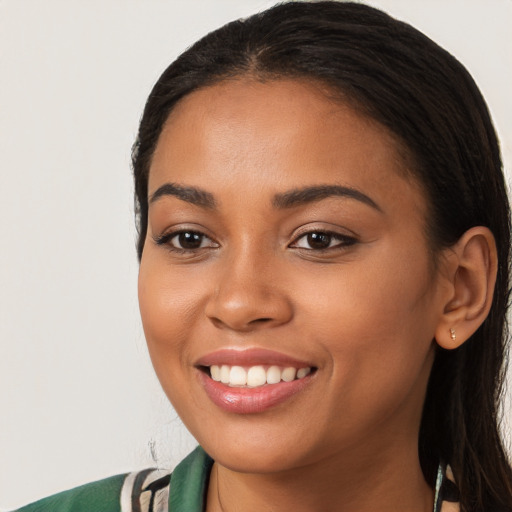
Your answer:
[138,79,451,473]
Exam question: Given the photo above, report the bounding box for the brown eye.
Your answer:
[174,231,204,249]
[292,231,357,251]
[154,230,218,252]
[306,232,332,249]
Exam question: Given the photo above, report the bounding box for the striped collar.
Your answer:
[122,447,460,512]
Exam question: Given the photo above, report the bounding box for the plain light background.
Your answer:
[1,0,511,509]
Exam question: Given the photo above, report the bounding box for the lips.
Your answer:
[195,348,316,414]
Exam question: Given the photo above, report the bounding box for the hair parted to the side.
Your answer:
[132,2,512,510]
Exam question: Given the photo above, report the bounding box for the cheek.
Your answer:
[307,270,434,436]
[301,254,433,331]
[297,245,437,385]
[138,260,213,425]
[138,255,206,367]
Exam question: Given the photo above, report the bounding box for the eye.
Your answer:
[155,230,218,252]
[171,231,209,250]
[291,231,357,250]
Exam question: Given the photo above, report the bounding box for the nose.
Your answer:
[205,250,293,332]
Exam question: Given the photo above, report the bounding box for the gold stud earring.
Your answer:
[450,328,456,341]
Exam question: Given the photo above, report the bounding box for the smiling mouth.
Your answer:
[202,364,315,388]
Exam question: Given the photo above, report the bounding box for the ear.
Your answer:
[435,226,497,350]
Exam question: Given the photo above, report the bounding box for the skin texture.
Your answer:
[138,79,495,511]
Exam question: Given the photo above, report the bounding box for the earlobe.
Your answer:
[435,226,497,350]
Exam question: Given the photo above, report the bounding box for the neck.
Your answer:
[206,438,433,512]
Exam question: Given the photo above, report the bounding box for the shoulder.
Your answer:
[12,468,171,512]
[12,447,212,512]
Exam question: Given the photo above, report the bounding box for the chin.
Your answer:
[190,419,321,475]
[210,444,312,475]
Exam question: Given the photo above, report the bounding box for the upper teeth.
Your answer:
[210,365,311,388]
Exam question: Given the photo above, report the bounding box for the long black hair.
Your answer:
[132,2,512,510]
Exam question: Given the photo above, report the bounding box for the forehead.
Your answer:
[149,78,426,220]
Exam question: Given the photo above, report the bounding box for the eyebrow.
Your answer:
[272,185,382,212]
[149,182,381,213]
[149,183,216,209]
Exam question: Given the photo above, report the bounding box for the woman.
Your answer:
[13,1,512,511]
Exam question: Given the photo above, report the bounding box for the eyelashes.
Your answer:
[290,231,357,251]
[153,228,358,256]
[154,230,219,253]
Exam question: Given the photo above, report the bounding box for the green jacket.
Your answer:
[13,446,213,512]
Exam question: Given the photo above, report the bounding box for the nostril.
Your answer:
[249,317,273,324]
[209,315,275,331]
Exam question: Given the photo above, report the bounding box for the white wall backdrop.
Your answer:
[1,0,510,509]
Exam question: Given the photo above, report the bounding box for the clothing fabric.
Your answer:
[13,446,459,511]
